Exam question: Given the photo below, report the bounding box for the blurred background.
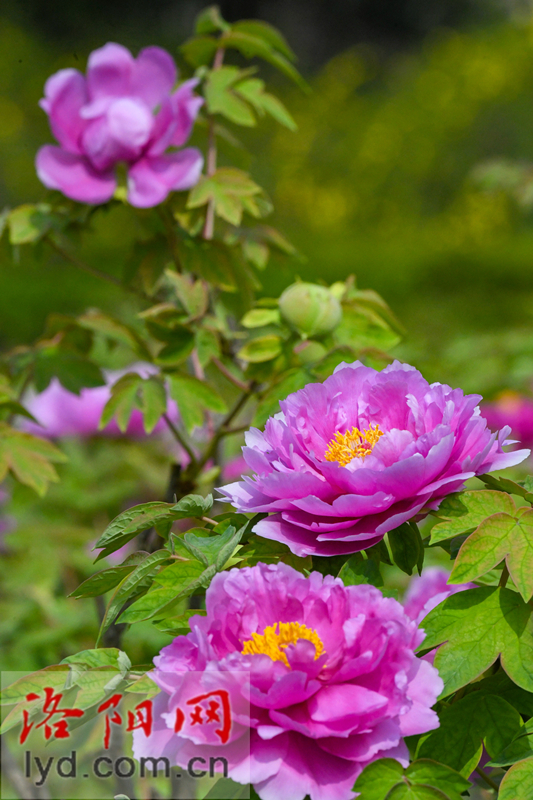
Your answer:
[3,0,533,396]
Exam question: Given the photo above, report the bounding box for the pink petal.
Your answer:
[86,42,135,100]
[36,145,116,204]
[40,69,88,154]
[106,97,153,150]
[127,149,203,208]
[170,79,204,147]
[132,46,177,109]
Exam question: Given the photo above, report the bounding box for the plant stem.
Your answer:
[157,205,183,271]
[213,357,250,392]
[195,383,255,473]
[474,766,499,792]
[46,235,151,302]
[163,413,197,468]
[499,563,510,589]
[202,47,224,241]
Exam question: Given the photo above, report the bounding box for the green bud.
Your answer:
[279,282,342,338]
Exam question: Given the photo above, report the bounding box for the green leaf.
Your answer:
[417,694,523,777]
[139,377,167,434]
[240,535,312,573]
[77,309,150,359]
[405,761,470,799]
[120,561,207,623]
[241,308,281,328]
[419,587,533,697]
[205,66,256,127]
[165,270,208,318]
[180,35,219,68]
[187,167,263,226]
[338,555,383,587]
[450,507,533,601]
[352,759,404,800]
[94,501,177,560]
[8,203,53,244]
[385,787,449,800]
[0,665,69,707]
[69,565,136,598]
[388,522,424,576]
[171,493,214,519]
[195,327,221,367]
[167,373,227,433]
[0,423,67,495]
[33,345,105,394]
[61,648,131,674]
[218,31,309,91]
[498,757,533,800]
[430,490,515,544]
[468,670,533,716]
[153,609,207,635]
[99,372,142,432]
[154,327,195,365]
[242,239,270,269]
[488,718,533,767]
[234,78,297,130]
[480,473,533,502]
[182,525,238,567]
[237,334,282,363]
[195,5,230,34]
[232,20,296,62]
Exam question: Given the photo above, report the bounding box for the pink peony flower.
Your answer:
[36,43,203,207]
[481,391,533,451]
[22,364,178,438]
[219,361,529,557]
[133,561,443,800]
[403,567,474,626]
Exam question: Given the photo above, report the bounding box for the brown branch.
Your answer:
[163,413,197,468]
[474,766,499,792]
[212,358,250,392]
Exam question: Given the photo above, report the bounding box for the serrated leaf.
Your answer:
[431,490,515,544]
[182,525,237,567]
[480,473,533,502]
[338,555,383,587]
[241,308,280,328]
[388,522,424,576]
[419,586,533,697]
[205,66,256,127]
[94,501,177,560]
[450,507,533,601]
[234,78,297,130]
[232,20,296,62]
[498,756,533,800]
[237,334,282,363]
[187,168,262,226]
[417,693,523,777]
[167,373,227,432]
[0,422,66,495]
[219,31,309,91]
[33,345,105,394]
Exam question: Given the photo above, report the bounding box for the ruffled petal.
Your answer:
[35,145,116,204]
[170,79,204,147]
[39,68,88,153]
[127,149,203,208]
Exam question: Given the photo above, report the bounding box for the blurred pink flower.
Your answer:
[36,43,203,207]
[482,390,533,451]
[23,364,178,438]
[134,561,443,800]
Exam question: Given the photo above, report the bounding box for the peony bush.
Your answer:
[1,7,532,800]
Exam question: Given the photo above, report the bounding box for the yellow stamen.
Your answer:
[242,622,325,668]
[324,424,383,467]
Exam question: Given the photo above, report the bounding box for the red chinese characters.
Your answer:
[20,688,84,744]
[174,689,232,744]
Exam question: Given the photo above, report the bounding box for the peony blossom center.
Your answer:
[242,621,325,667]
[324,424,383,466]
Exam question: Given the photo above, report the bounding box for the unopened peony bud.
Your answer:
[279,282,342,337]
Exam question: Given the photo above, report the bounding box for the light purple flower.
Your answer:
[22,363,178,438]
[220,361,529,557]
[36,43,204,207]
[133,562,443,800]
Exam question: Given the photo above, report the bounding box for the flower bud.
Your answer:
[279,282,342,337]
